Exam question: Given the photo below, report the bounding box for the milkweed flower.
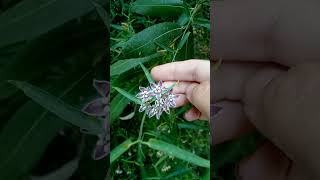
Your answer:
[136,81,178,119]
[82,79,110,160]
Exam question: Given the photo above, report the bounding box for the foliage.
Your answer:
[212,131,266,179]
[110,0,210,179]
[0,0,108,179]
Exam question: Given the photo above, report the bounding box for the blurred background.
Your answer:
[0,0,108,179]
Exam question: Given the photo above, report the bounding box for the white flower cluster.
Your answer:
[136,81,178,119]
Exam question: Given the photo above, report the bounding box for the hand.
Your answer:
[151,60,210,121]
[213,0,320,179]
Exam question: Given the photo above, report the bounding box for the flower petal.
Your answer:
[93,79,109,97]
[139,86,147,91]
[139,105,146,112]
[156,110,162,120]
[92,140,109,160]
[82,98,107,117]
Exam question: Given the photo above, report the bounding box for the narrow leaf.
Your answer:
[139,63,155,84]
[9,81,103,135]
[0,0,105,47]
[113,87,142,104]
[30,158,79,180]
[121,22,182,58]
[154,41,175,53]
[111,53,163,77]
[177,10,190,26]
[177,31,191,50]
[110,84,138,124]
[201,169,210,180]
[177,123,207,130]
[144,139,210,168]
[92,1,109,31]
[165,168,192,179]
[0,21,105,101]
[193,18,210,30]
[175,28,194,60]
[0,64,94,179]
[131,0,185,17]
[120,111,135,120]
[110,139,134,164]
[0,102,65,180]
[213,131,266,169]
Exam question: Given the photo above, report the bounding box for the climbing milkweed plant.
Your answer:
[110,0,210,179]
[82,80,110,160]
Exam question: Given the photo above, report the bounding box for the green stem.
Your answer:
[172,3,202,61]
[137,113,147,178]
[138,113,147,141]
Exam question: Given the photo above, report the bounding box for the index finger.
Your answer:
[151,60,210,82]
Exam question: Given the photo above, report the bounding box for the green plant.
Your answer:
[110,0,210,179]
[0,0,109,179]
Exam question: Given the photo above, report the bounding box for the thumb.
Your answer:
[244,63,320,179]
[185,81,210,120]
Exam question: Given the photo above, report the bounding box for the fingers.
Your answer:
[164,80,210,120]
[214,0,320,67]
[212,101,254,145]
[213,62,262,101]
[237,141,311,180]
[151,60,210,82]
[243,67,284,126]
[243,63,320,179]
[213,0,278,62]
[163,81,198,94]
[184,107,201,121]
[185,81,210,120]
[237,142,291,180]
[175,94,188,107]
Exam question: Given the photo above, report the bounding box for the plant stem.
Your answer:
[138,112,147,141]
[137,113,147,178]
[172,3,202,61]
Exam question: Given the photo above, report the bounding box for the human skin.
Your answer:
[213,0,320,179]
[151,60,210,121]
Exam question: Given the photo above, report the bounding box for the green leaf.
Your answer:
[72,135,108,180]
[131,0,185,17]
[176,28,194,60]
[110,84,138,124]
[144,139,210,168]
[121,22,182,58]
[213,131,266,169]
[177,10,190,26]
[30,158,79,180]
[201,169,210,180]
[110,93,130,124]
[193,18,210,30]
[154,41,175,53]
[0,102,65,180]
[9,81,103,135]
[177,122,207,130]
[110,139,134,164]
[113,87,142,105]
[0,20,105,101]
[111,52,163,77]
[165,168,192,179]
[0,62,95,179]
[92,1,109,31]
[139,63,155,84]
[0,0,105,47]
[177,31,191,50]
